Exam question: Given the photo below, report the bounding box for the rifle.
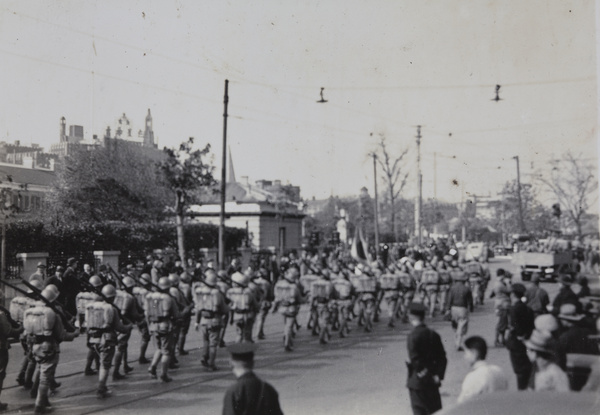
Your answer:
[0,305,21,329]
[77,277,133,325]
[106,264,125,288]
[21,278,75,322]
[2,279,76,333]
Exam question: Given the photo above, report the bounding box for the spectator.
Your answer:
[490,269,512,346]
[526,329,570,392]
[457,336,508,403]
[506,283,534,390]
[525,274,550,317]
[551,275,580,315]
[28,262,47,285]
[576,276,591,299]
[444,272,473,351]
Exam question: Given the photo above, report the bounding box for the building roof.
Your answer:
[0,163,56,187]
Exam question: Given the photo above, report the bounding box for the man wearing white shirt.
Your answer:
[457,336,508,403]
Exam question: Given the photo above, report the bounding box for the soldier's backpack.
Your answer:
[438,271,451,285]
[145,293,171,323]
[422,270,440,285]
[300,274,318,294]
[86,302,115,330]
[23,306,55,337]
[464,262,482,276]
[333,279,352,299]
[195,286,218,313]
[398,272,414,290]
[357,276,377,293]
[310,280,332,299]
[380,274,400,291]
[274,282,296,305]
[76,292,98,316]
[113,290,133,314]
[132,286,148,311]
[10,296,33,324]
[228,288,252,312]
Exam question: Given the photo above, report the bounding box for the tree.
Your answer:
[373,134,409,242]
[158,138,216,265]
[538,152,598,240]
[47,144,172,225]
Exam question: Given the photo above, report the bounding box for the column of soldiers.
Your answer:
[0,250,495,414]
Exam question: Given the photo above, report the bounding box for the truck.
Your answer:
[512,251,575,282]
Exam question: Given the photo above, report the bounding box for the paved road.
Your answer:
[0,258,562,414]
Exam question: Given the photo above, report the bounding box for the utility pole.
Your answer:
[513,155,525,233]
[433,151,437,200]
[218,80,229,271]
[414,126,422,245]
[372,153,380,261]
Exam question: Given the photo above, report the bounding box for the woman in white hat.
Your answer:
[526,329,570,392]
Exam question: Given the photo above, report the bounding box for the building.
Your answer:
[189,178,305,253]
[0,160,56,214]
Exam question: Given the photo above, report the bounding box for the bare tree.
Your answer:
[374,134,409,242]
[538,152,598,241]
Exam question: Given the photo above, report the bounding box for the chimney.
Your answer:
[60,117,66,142]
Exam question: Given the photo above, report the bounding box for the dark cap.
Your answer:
[227,343,258,362]
[408,302,427,317]
[531,273,541,283]
[511,283,526,297]
[98,264,107,271]
[36,262,47,269]
[67,257,77,266]
[55,266,65,272]
[559,274,573,285]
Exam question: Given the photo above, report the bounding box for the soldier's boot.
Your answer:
[123,350,133,373]
[24,360,36,388]
[34,384,50,413]
[84,349,97,375]
[138,341,150,364]
[112,352,125,380]
[97,367,111,398]
[149,350,161,379]
[17,355,29,385]
[30,375,39,399]
[177,333,189,355]
[160,356,172,382]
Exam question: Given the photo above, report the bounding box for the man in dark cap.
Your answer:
[62,258,81,316]
[551,274,581,316]
[524,273,550,317]
[506,283,534,390]
[222,343,283,415]
[405,302,447,415]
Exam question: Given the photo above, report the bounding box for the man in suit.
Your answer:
[406,302,447,415]
[222,343,283,415]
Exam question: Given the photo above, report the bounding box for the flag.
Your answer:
[351,226,371,264]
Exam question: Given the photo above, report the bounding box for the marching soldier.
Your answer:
[398,263,417,323]
[167,274,192,368]
[132,273,152,363]
[273,267,302,351]
[24,285,78,414]
[12,280,42,389]
[193,271,228,371]
[379,265,402,328]
[436,265,452,318]
[354,267,379,332]
[1,288,24,411]
[146,277,180,382]
[86,284,132,398]
[214,270,231,347]
[80,276,103,376]
[227,272,258,343]
[112,277,142,380]
[420,264,440,318]
[252,269,273,340]
[175,273,194,356]
[331,266,354,337]
[310,270,334,344]
[464,259,484,306]
[299,271,318,332]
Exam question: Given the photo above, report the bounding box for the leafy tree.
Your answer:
[46,144,171,225]
[538,152,598,241]
[158,138,216,265]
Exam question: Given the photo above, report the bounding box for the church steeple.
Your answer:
[143,109,156,148]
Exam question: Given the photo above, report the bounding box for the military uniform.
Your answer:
[112,288,142,379]
[132,283,151,363]
[227,284,258,343]
[420,269,440,318]
[10,293,36,388]
[310,277,334,344]
[194,281,229,370]
[331,274,354,337]
[273,277,302,351]
[353,274,378,332]
[252,274,272,340]
[146,286,180,382]
[406,304,447,415]
[1,304,22,410]
[379,271,402,328]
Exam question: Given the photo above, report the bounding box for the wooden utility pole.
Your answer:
[513,155,525,233]
[218,80,229,270]
[415,126,422,245]
[372,153,380,260]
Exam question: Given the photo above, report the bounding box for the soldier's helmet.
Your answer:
[205,272,218,286]
[122,276,136,289]
[158,277,170,290]
[101,284,117,298]
[42,285,59,303]
[139,273,151,284]
[286,267,300,282]
[180,272,191,283]
[168,273,180,286]
[231,272,246,287]
[28,279,44,292]
[89,275,103,288]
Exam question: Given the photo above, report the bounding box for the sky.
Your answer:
[0,0,598,208]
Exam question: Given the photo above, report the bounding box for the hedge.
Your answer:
[6,220,247,259]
